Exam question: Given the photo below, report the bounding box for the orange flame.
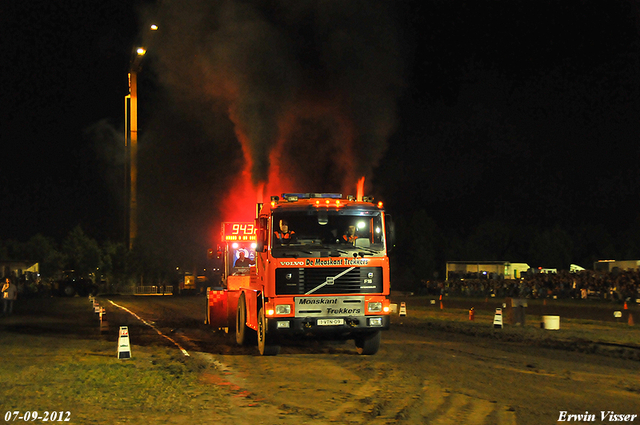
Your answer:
[219,93,369,236]
[356,176,365,201]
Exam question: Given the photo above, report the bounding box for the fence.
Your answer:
[134,285,173,295]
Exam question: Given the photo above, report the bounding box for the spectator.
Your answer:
[2,278,18,316]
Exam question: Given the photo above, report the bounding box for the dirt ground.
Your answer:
[2,295,639,425]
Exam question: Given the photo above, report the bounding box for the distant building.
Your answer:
[594,260,640,272]
[0,261,39,279]
[570,264,585,273]
[446,261,530,280]
[529,267,557,274]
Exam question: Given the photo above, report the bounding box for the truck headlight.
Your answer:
[368,302,382,313]
[275,304,291,315]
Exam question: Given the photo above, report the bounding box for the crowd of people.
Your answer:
[422,269,640,302]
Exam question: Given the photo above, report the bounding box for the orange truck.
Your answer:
[207,192,394,355]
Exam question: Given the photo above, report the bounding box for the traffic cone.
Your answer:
[629,313,634,326]
[543,299,547,306]
[493,308,503,328]
[117,326,131,359]
[99,307,109,334]
[624,302,628,310]
[440,301,443,310]
[469,307,475,321]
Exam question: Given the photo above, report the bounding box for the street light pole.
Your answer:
[125,25,156,250]
[124,93,130,247]
[128,68,139,250]
[125,48,144,250]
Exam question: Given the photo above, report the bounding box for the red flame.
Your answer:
[356,176,365,201]
[219,94,369,241]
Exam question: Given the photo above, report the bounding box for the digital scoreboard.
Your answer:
[222,222,257,241]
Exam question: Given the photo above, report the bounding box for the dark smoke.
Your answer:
[145,0,405,188]
[133,0,406,269]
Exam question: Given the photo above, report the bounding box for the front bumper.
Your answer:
[267,315,390,336]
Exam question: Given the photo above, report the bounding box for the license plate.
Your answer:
[317,318,344,326]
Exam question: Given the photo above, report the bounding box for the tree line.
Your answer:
[0,226,181,292]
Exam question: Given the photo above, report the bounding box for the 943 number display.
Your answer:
[4,411,70,422]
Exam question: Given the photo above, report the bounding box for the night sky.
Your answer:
[2,1,640,264]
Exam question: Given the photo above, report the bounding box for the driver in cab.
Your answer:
[274,219,296,244]
[342,225,358,245]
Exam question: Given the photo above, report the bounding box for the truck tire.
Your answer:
[257,307,280,356]
[63,285,76,297]
[235,293,255,345]
[355,331,381,355]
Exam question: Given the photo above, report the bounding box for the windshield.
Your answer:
[271,209,385,257]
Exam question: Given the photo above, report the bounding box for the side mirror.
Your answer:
[256,217,268,252]
[385,214,395,252]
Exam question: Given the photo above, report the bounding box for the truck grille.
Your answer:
[275,267,383,295]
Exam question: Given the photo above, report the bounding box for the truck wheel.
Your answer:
[63,285,76,297]
[258,307,280,356]
[354,331,381,355]
[235,294,255,345]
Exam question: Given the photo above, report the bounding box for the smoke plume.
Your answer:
[146,0,405,201]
